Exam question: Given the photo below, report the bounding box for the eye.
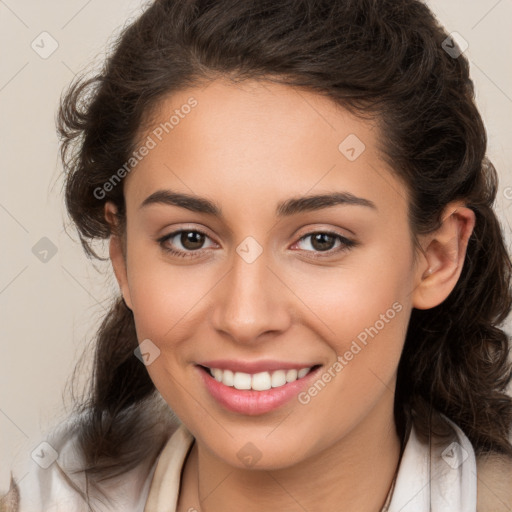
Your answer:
[157,228,357,259]
[157,229,216,258]
[292,231,357,257]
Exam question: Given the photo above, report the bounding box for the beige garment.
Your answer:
[143,423,194,512]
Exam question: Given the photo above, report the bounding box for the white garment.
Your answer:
[8,415,476,511]
[8,415,160,512]
[387,418,477,511]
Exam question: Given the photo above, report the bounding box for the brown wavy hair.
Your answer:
[6,0,512,507]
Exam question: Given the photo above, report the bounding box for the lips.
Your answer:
[195,360,323,415]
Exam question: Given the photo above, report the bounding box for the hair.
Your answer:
[12,0,512,506]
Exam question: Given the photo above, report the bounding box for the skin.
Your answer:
[104,78,475,512]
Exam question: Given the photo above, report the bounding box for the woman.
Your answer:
[2,0,512,510]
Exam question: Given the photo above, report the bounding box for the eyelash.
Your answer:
[157,229,358,259]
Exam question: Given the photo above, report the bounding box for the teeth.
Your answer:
[297,368,310,379]
[208,366,314,390]
[271,370,287,388]
[285,369,298,382]
[252,372,272,391]
[233,372,252,390]
[222,369,234,386]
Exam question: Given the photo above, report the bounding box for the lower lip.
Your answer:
[196,365,322,415]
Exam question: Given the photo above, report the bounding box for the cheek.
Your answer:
[291,240,414,351]
[291,258,411,447]
[287,240,415,421]
[125,252,205,416]
[126,242,213,340]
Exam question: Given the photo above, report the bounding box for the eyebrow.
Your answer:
[139,189,377,217]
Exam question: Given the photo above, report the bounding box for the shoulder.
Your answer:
[439,414,512,512]
[476,452,512,512]
[0,402,181,512]
[0,413,87,512]
[399,412,511,512]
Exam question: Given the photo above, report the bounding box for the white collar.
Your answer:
[144,416,477,512]
[388,415,476,511]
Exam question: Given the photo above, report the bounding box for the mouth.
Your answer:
[197,364,322,391]
[195,363,323,415]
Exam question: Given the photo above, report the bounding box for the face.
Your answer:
[108,78,426,469]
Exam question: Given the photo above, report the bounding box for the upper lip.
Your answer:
[197,359,321,374]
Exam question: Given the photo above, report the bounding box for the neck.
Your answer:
[179,394,401,512]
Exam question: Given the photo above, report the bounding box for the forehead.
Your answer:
[124,78,408,222]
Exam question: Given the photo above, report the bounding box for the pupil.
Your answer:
[182,231,204,250]
[312,233,334,251]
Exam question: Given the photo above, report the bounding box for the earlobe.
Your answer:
[104,201,133,310]
[412,202,476,310]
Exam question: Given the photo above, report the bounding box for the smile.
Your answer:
[196,362,323,415]
[204,366,316,391]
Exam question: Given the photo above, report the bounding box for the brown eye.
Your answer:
[179,231,206,250]
[158,229,215,258]
[294,231,357,257]
[310,233,337,251]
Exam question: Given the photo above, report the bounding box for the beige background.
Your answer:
[1,0,511,489]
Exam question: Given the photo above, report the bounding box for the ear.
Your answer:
[104,201,133,310]
[412,202,476,310]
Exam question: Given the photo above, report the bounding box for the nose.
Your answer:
[211,245,292,345]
